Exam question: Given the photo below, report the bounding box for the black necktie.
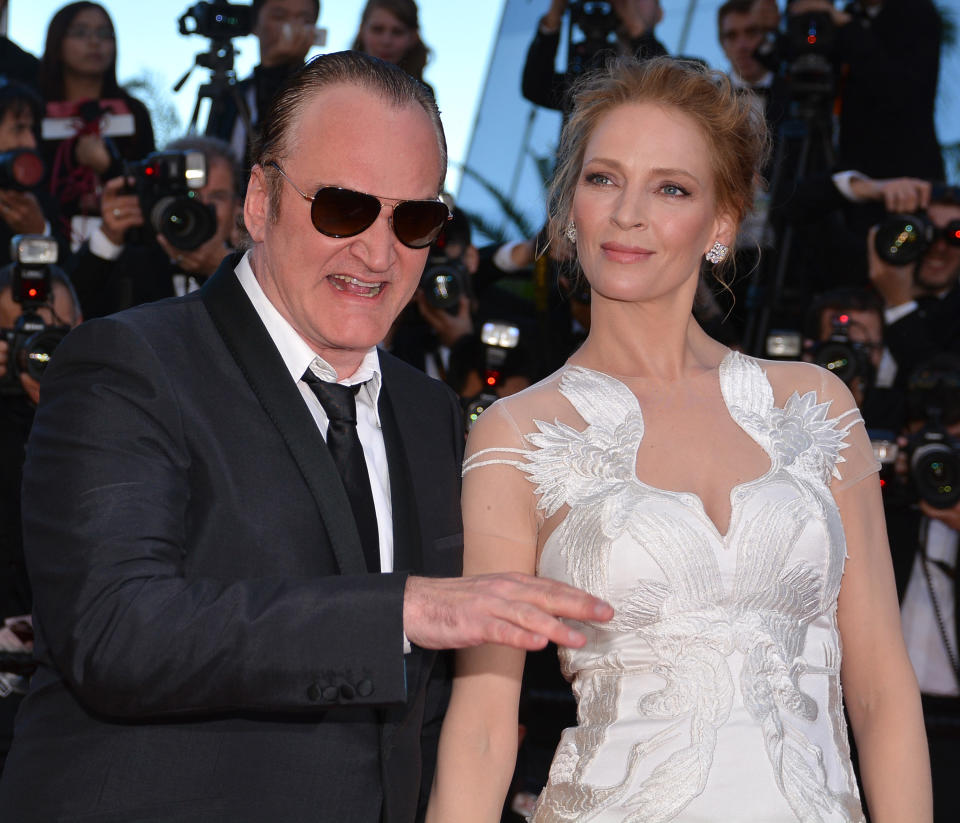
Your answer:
[303,371,381,573]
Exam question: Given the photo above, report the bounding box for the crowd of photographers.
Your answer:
[1,0,959,817]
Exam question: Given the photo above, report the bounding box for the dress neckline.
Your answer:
[557,350,774,541]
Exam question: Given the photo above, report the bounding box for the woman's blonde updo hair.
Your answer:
[547,56,770,279]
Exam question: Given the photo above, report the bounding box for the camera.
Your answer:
[784,9,837,100]
[178,1,252,40]
[874,211,960,266]
[0,149,44,192]
[463,392,498,434]
[421,248,472,313]
[567,1,619,78]
[0,235,71,396]
[458,322,522,432]
[124,150,217,251]
[812,314,875,387]
[907,423,960,509]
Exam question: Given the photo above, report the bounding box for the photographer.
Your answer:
[0,257,81,772]
[868,185,960,387]
[205,0,320,164]
[67,135,241,319]
[884,355,960,820]
[38,3,155,248]
[389,206,477,381]
[521,0,666,113]
[805,286,904,431]
[0,82,56,268]
[785,0,943,181]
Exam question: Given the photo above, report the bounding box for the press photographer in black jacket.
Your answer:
[67,135,241,319]
[521,0,667,113]
[0,82,56,268]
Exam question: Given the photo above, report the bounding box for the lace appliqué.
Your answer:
[520,355,865,823]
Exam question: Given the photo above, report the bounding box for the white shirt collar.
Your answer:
[730,69,774,91]
[233,250,383,422]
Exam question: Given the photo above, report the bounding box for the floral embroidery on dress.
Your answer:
[508,353,867,823]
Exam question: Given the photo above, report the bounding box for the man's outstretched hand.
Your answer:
[403,573,613,651]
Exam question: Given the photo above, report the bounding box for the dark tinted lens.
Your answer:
[311,187,381,238]
[393,200,450,248]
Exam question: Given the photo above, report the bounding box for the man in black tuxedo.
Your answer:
[0,52,610,822]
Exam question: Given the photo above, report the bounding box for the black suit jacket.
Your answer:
[0,254,464,822]
[884,288,960,388]
[66,240,187,319]
[837,0,943,180]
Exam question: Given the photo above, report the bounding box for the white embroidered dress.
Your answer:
[462,352,880,823]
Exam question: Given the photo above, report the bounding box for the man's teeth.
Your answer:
[331,274,383,296]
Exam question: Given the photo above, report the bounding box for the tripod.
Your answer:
[744,73,836,356]
[174,36,251,138]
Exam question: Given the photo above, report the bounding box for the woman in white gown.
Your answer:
[426,57,931,822]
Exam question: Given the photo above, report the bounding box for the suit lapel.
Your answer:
[201,256,367,575]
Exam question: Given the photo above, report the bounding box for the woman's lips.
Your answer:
[601,242,654,263]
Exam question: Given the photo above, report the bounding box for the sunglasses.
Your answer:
[268,162,450,249]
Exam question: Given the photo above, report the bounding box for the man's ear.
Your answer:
[244,164,269,243]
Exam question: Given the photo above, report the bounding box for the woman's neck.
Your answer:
[570,294,726,381]
[63,74,104,102]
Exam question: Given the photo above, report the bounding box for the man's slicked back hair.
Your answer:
[251,50,447,217]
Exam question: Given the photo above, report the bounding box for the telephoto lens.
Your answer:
[874,212,936,265]
[910,432,960,509]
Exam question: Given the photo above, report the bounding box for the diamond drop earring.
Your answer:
[564,221,577,244]
[705,242,729,264]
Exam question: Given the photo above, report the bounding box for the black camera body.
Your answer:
[812,314,875,388]
[178,0,252,40]
[907,424,960,509]
[125,150,217,251]
[0,149,44,192]
[0,236,71,396]
[567,1,619,79]
[783,9,837,101]
[421,250,471,314]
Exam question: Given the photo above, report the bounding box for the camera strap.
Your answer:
[919,517,960,687]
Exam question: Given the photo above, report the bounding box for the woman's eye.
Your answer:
[661,183,689,197]
[585,172,613,186]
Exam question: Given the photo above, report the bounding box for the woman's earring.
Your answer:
[705,241,729,264]
[564,221,577,244]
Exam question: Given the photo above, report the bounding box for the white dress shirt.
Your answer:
[901,518,959,696]
[234,251,396,573]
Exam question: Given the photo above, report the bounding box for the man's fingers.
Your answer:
[495,572,614,622]
[403,573,611,650]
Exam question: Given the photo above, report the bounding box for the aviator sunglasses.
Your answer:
[268,162,450,249]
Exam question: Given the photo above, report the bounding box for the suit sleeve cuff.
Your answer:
[885,300,918,324]
[492,240,528,273]
[832,170,870,202]
[88,227,124,260]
